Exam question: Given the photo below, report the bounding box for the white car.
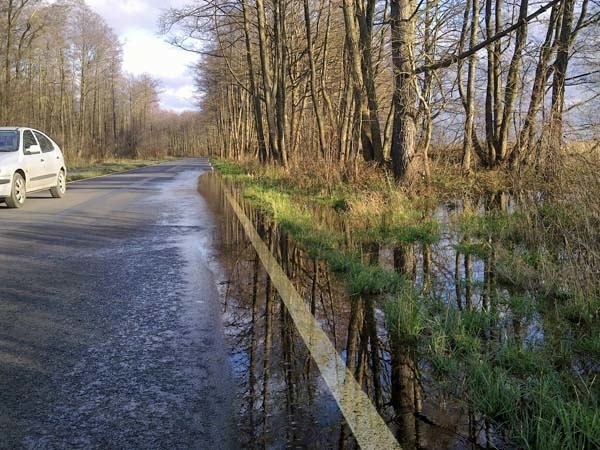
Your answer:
[0,127,67,208]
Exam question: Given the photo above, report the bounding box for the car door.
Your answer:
[21,129,46,191]
[33,130,60,188]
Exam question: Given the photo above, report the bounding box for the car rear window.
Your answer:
[33,131,55,153]
[0,131,19,152]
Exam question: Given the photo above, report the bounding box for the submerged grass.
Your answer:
[211,156,599,450]
[410,297,598,449]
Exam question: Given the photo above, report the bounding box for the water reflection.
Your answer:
[199,173,526,449]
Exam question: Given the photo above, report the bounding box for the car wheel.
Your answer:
[5,173,26,208]
[50,170,66,198]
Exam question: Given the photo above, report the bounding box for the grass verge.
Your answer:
[66,158,176,182]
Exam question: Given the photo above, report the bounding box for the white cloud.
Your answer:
[160,85,198,112]
[85,0,199,111]
[86,0,167,32]
[121,29,196,78]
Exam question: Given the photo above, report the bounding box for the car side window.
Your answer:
[22,130,37,152]
[34,131,55,153]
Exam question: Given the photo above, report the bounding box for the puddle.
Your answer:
[198,173,501,450]
[198,172,595,450]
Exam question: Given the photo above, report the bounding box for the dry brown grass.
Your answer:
[506,148,600,316]
[565,141,600,158]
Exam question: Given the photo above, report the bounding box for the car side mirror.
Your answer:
[24,144,41,155]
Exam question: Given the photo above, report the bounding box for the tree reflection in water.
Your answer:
[199,172,509,449]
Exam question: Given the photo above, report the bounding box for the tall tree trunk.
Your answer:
[242,0,268,164]
[548,0,577,159]
[461,0,479,174]
[390,0,418,182]
[2,0,30,121]
[319,0,336,160]
[493,0,504,161]
[512,4,559,167]
[273,0,289,167]
[499,0,529,163]
[484,0,498,166]
[255,0,281,164]
[357,0,384,164]
[303,0,327,159]
[341,0,367,160]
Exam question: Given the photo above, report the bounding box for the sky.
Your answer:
[86,0,199,112]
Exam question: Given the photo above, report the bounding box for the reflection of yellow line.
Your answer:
[224,189,402,450]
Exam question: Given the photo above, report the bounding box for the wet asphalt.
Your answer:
[0,159,237,449]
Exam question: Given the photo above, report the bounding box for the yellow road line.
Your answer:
[224,189,402,450]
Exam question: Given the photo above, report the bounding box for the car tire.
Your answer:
[50,170,66,198]
[5,173,26,208]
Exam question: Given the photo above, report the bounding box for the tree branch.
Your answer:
[414,0,562,74]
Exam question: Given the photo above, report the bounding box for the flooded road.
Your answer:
[2,162,592,449]
[0,159,237,449]
[199,173,486,450]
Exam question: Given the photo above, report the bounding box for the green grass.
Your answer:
[458,209,516,238]
[211,158,439,299]
[454,240,491,258]
[467,360,522,424]
[363,220,440,245]
[385,292,424,346]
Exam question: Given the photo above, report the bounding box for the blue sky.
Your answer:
[87,0,199,112]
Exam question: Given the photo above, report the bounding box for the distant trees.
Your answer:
[0,0,201,160]
[164,0,598,181]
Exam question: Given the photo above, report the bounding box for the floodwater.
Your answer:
[197,173,566,450]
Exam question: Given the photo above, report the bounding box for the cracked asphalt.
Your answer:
[0,158,237,449]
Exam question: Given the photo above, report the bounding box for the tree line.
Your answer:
[0,0,203,160]
[163,0,599,181]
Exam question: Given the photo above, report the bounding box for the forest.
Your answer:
[2,0,599,449]
[0,0,204,160]
[162,0,599,181]
[3,0,598,173]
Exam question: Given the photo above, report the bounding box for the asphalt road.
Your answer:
[0,159,237,449]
